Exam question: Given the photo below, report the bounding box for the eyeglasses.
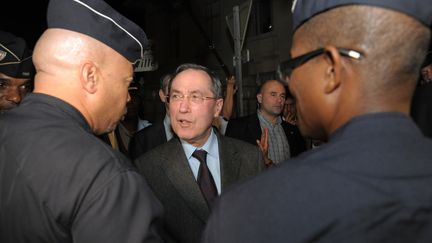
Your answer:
[166,93,217,104]
[277,48,363,81]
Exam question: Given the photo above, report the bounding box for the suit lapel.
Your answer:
[218,134,241,191]
[160,138,210,222]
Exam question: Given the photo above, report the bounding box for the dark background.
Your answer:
[0,0,153,48]
[1,1,49,47]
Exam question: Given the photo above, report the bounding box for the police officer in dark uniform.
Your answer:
[0,31,34,113]
[202,0,432,242]
[0,0,163,242]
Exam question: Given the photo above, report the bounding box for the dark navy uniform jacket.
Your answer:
[0,93,163,243]
[203,112,432,243]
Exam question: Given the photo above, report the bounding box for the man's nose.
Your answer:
[5,88,22,104]
[178,98,191,112]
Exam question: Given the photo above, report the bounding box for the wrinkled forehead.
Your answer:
[171,69,213,92]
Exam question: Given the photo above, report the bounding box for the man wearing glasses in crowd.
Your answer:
[135,63,264,243]
[202,0,432,242]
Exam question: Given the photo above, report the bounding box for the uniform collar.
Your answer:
[329,112,418,142]
[22,93,92,133]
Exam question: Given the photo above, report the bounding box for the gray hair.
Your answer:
[160,73,172,95]
[168,63,223,99]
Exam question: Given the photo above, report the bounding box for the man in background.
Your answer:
[226,79,306,164]
[0,30,34,113]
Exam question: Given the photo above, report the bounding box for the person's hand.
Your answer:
[256,128,273,168]
[226,76,237,94]
[285,112,297,125]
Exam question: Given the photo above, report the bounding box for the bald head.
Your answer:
[32,28,134,134]
[33,28,109,80]
[296,6,431,98]
[289,5,431,140]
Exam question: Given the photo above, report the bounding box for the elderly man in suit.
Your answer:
[135,63,264,243]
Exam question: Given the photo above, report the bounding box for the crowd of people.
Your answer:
[0,0,431,242]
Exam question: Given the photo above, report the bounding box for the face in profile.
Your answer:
[95,52,134,134]
[287,30,328,140]
[0,72,32,112]
[168,69,223,147]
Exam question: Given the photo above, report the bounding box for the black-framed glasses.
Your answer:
[277,48,363,81]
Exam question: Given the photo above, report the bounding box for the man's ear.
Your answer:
[322,46,343,94]
[256,93,263,104]
[159,89,166,103]
[214,98,224,117]
[80,62,98,94]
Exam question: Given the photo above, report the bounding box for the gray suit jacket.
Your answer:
[135,132,265,243]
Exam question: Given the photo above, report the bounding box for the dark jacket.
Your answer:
[225,113,306,157]
[203,113,432,243]
[0,93,163,243]
[129,120,168,160]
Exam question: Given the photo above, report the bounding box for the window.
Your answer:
[249,0,272,36]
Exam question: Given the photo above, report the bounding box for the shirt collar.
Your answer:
[257,109,282,126]
[181,128,218,159]
[22,93,92,133]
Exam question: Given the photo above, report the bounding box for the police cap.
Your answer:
[292,0,432,31]
[0,31,34,79]
[47,0,148,65]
